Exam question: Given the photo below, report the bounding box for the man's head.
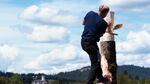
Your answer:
[99,5,109,18]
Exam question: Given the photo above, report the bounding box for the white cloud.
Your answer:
[100,0,150,12]
[0,44,19,71]
[28,25,70,43]
[117,54,141,65]
[143,24,150,31]
[117,30,150,54]
[20,5,39,20]
[116,24,150,66]
[0,26,24,42]
[20,5,79,27]
[0,44,18,60]
[117,53,150,67]
[24,44,77,70]
[143,54,150,67]
[22,44,90,74]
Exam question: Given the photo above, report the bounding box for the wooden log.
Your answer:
[100,41,117,84]
[99,11,117,84]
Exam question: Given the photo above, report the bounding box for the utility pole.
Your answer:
[100,11,122,84]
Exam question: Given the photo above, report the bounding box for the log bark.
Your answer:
[100,41,117,84]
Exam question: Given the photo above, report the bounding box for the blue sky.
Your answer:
[0,0,150,74]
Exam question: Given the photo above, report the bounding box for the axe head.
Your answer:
[114,24,123,30]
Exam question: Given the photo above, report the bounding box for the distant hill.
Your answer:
[118,65,150,79]
[53,65,150,81]
[0,65,150,84]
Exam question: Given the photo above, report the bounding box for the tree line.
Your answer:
[0,70,150,84]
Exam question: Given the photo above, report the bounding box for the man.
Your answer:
[81,5,110,84]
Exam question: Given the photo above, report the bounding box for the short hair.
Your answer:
[99,5,109,12]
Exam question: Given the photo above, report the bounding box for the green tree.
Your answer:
[0,76,6,84]
[8,74,24,84]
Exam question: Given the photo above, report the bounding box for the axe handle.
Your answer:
[105,32,118,36]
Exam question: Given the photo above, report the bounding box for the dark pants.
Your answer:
[81,38,103,84]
